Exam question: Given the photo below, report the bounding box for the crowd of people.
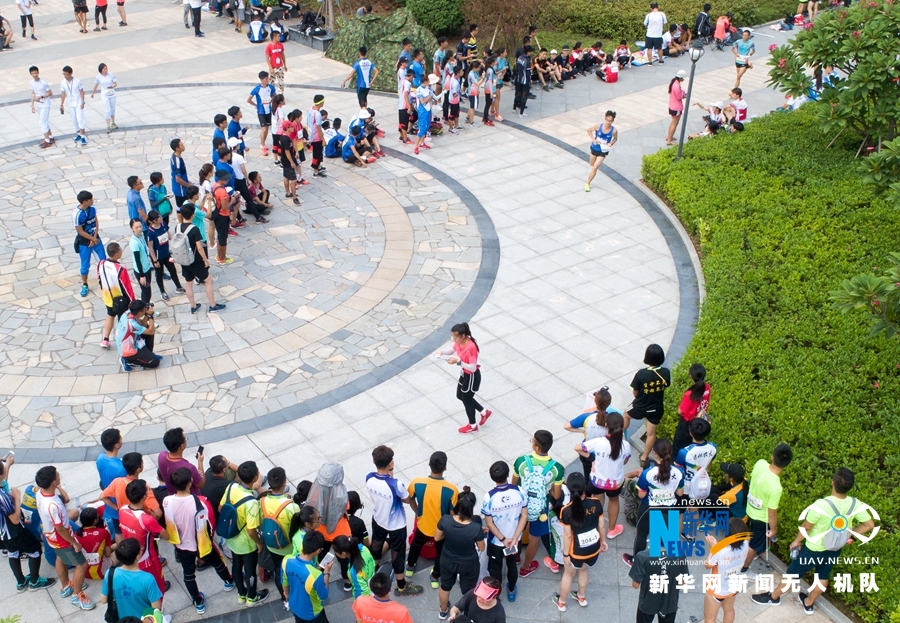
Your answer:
[0,343,876,623]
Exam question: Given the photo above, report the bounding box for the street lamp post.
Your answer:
[676,40,706,160]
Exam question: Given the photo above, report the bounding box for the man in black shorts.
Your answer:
[177,202,225,313]
[275,133,301,205]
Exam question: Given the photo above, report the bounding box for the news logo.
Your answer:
[648,501,748,557]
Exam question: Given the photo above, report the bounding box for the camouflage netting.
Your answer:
[325,9,436,93]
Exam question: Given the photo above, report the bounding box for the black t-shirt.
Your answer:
[277,135,295,167]
[456,41,468,63]
[179,222,204,268]
[455,589,506,623]
[559,498,604,559]
[630,366,671,417]
[349,515,369,543]
[202,471,231,520]
[628,550,688,615]
[437,514,484,564]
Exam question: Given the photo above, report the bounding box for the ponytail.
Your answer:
[688,363,707,402]
[594,387,612,428]
[566,473,586,527]
[606,412,625,461]
[451,322,478,352]
[654,439,674,484]
[454,486,477,520]
[333,535,364,572]
[668,77,679,93]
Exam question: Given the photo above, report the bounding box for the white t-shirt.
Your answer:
[95,73,116,97]
[199,179,212,205]
[662,32,673,46]
[163,494,199,551]
[31,78,51,101]
[582,437,632,490]
[17,0,33,16]
[415,85,433,112]
[231,153,246,180]
[644,11,667,38]
[398,79,411,110]
[706,542,749,596]
[60,77,84,108]
[481,484,526,547]
[36,490,70,547]
[365,472,408,531]
[675,441,717,499]
[190,0,203,7]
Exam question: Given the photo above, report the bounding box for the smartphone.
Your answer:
[503,545,518,557]
[196,445,204,459]
[319,551,335,568]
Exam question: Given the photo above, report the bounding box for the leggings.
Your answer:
[155,259,182,292]
[231,550,259,599]
[95,5,107,24]
[134,270,153,303]
[483,94,493,122]
[456,369,483,425]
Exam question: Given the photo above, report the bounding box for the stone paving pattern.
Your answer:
[0,3,840,623]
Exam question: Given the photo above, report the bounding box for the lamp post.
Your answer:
[676,40,706,160]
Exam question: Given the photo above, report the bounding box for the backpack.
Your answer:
[623,479,640,527]
[103,567,119,623]
[216,483,254,540]
[819,498,857,551]
[170,224,196,266]
[261,498,292,551]
[521,456,556,522]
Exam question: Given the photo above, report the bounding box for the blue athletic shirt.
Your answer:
[96,455,126,522]
[212,127,226,161]
[170,155,189,198]
[411,60,424,87]
[325,132,345,158]
[73,205,99,238]
[342,134,357,160]
[250,83,277,115]
[227,118,245,152]
[353,58,375,88]
[637,464,684,507]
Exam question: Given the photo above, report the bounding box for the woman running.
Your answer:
[584,110,617,192]
[90,63,117,132]
[436,322,492,434]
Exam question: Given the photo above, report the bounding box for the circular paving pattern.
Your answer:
[0,127,487,449]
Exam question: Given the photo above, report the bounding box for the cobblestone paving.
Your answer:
[0,127,480,448]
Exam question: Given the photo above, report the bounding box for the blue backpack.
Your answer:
[261,498,293,551]
[216,484,254,540]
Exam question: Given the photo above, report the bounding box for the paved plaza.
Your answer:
[0,3,841,623]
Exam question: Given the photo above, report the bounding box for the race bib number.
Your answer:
[21,508,33,524]
[577,529,600,549]
[157,232,169,245]
[747,493,763,510]
[653,489,675,505]
[84,552,100,566]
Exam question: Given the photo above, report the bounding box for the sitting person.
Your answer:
[723,88,747,123]
[570,42,589,75]
[555,46,577,79]
[775,92,808,111]
[247,171,273,209]
[696,100,725,127]
[324,118,345,158]
[596,57,619,82]
[588,42,605,67]
[348,109,384,156]
[662,24,685,57]
[614,40,631,68]
[342,125,375,167]
[675,23,692,46]
[533,49,559,91]
[714,12,737,50]
[116,299,160,371]
[247,18,268,43]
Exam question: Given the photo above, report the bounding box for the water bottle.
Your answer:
[74,496,81,510]
[790,548,800,560]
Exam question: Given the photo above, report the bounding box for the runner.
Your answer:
[73,190,106,297]
[481,461,527,602]
[435,488,485,619]
[674,419,716,502]
[674,363,710,454]
[406,451,458,588]
[584,110,617,191]
[732,29,755,88]
[740,443,792,577]
[248,71,276,156]
[413,74,439,155]
[265,31,287,94]
[575,412,630,539]
[29,66,54,148]
[554,472,608,612]
[342,46,378,108]
[703,518,749,623]
[306,94,327,178]
[435,322,492,433]
[90,63,117,132]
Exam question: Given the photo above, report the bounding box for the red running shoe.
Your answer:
[376,150,386,157]
[518,561,538,578]
[421,143,431,149]
[458,424,478,434]
[228,228,238,236]
[483,120,495,127]
[479,409,492,426]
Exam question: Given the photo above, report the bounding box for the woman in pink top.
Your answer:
[436,322,492,434]
[665,70,687,145]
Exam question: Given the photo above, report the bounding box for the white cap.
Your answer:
[711,101,724,109]
[226,137,241,148]
[428,73,440,85]
[357,109,371,119]
[676,69,687,79]
[550,49,558,55]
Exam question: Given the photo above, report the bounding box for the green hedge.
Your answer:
[643,106,900,623]
[406,0,464,36]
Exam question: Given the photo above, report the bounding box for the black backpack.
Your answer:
[104,567,118,623]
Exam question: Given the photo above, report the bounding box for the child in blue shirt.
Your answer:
[147,172,173,226]
[325,118,345,158]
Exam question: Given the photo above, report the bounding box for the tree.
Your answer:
[830,253,900,338]
[766,0,900,150]
[461,0,544,55]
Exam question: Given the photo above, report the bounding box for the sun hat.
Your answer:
[474,580,500,601]
[428,74,440,84]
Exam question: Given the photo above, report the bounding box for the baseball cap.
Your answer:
[357,109,371,119]
[226,137,241,148]
[676,69,687,79]
[474,580,500,601]
[720,463,745,481]
[550,49,558,55]
[711,101,724,109]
